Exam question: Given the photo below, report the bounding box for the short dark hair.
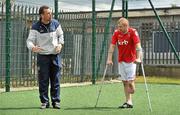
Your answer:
[39,5,49,15]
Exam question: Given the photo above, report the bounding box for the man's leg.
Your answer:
[50,55,61,109]
[128,80,135,94]
[123,81,133,105]
[37,55,50,108]
[118,81,133,108]
[124,63,136,104]
[118,62,136,108]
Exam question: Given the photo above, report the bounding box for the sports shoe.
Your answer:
[118,102,133,109]
[52,102,60,109]
[40,103,50,109]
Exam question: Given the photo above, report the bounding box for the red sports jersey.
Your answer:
[111,28,140,63]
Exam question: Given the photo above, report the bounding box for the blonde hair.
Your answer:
[117,17,129,26]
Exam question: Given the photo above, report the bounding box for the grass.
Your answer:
[0,81,180,115]
[136,76,180,84]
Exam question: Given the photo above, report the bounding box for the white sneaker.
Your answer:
[40,103,49,109]
[53,102,60,109]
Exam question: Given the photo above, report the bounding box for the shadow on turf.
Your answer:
[65,106,118,111]
[0,107,40,110]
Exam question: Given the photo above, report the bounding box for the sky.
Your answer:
[9,0,180,11]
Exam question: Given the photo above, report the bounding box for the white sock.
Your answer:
[127,101,133,105]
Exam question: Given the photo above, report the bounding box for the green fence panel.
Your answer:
[0,3,180,88]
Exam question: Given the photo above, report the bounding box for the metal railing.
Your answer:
[0,3,180,88]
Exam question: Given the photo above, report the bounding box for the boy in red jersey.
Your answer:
[107,17,142,108]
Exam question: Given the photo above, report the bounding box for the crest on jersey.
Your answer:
[135,30,139,36]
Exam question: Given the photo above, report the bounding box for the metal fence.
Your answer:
[140,22,180,65]
[0,4,180,88]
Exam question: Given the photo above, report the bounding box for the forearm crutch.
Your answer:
[94,64,108,108]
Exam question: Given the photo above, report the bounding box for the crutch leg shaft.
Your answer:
[141,62,152,112]
[94,65,108,107]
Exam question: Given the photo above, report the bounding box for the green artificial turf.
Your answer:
[0,83,180,115]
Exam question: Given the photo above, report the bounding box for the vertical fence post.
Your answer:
[5,0,11,92]
[80,21,86,82]
[54,0,58,20]
[92,0,96,84]
[122,0,128,18]
[96,0,115,76]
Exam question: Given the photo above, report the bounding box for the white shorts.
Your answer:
[118,62,136,81]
